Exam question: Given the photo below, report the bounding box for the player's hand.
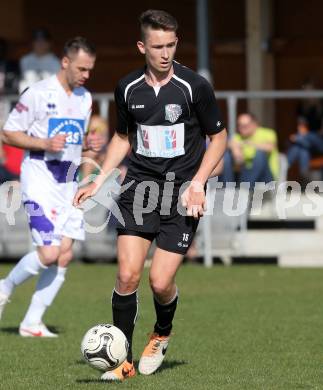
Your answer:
[46,134,67,153]
[86,131,106,152]
[73,182,99,207]
[181,181,206,218]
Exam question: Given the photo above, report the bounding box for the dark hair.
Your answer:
[139,9,178,40]
[32,28,51,42]
[63,36,96,58]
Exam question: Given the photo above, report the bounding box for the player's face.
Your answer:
[137,28,178,74]
[63,49,96,89]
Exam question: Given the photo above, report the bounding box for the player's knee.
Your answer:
[116,270,140,292]
[38,246,60,265]
[149,277,171,297]
[58,249,73,268]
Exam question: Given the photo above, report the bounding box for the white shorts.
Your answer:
[20,161,84,246]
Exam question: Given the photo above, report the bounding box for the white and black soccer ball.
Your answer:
[81,324,128,371]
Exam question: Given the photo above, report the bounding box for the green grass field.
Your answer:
[1,264,323,389]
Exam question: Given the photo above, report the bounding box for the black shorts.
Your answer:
[116,178,199,255]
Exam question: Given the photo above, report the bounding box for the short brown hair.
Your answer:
[63,36,96,58]
[139,9,178,40]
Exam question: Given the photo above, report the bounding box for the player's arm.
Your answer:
[182,79,227,218]
[1,130,66,153]
[1,87,66,153]
[95,132,130,186]
[194,129,227,184]
[182,130,227,218]
[209,158,224,177]
[73,132,130,206]
[73,82,132,206]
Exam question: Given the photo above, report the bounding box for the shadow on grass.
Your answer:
[75,378,115,384]
[157,359,188,373]
[75,359,87,365]
[1,325,62,335]
[75,359,188,384]
[0,326,19,334]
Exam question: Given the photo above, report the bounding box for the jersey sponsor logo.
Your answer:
[143,129,150,149]
[165,129,177,149]
[131,104,145,109]
[165,104,182,123]
[15,102,29,113]
[136,123,185,158]
[46,102,58,116]
[48,118,85,145]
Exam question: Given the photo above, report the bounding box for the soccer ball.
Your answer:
[81,324,128,371]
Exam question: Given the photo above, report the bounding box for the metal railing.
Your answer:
[4,90,323,133]
[100,90,323,135]
[214,90,323,136]
[2,90,323,266]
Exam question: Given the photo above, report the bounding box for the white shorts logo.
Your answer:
[165,104,182,123]
[136,123,185,158]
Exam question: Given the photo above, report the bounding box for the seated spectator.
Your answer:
[81,114,109,181]
[220,113,279,188]
[297,78,323,133]
[19,28,60,92]
[286,118,323,178]
[81,114,129,231]
[287,79,323,180]
[81,114,130,184]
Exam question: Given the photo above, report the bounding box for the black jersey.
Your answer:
[114,61,225,183]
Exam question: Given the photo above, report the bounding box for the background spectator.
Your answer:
[287,79,323,182]
[81,114,109,181]
[0,38,20,97]
[296,78,323,133]
[19,28,60,93]
[221,113,279,188]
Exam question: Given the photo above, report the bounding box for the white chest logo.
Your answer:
[165,104,182,123]
[136,123,185,158]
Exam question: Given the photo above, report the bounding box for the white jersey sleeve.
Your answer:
[4,88,37,133]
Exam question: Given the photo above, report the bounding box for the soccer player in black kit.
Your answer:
[74,9,227,381]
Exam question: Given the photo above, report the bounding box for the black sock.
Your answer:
[112,289,138,363]
[153,292,178,337]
